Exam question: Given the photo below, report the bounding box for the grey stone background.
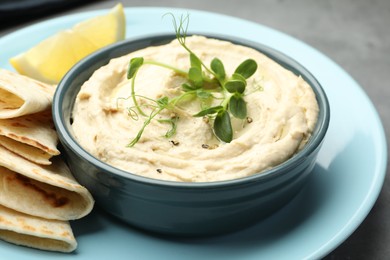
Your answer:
[1,0,389,258]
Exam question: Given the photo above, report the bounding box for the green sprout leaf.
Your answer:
[193,105,223,117]
[156,96,169,107]
[181,83,196,92]
[127,57,144,79]
[224,79,246,94]
[214,110,233,143]
[229,94,247,119]
[234,59,257,79]
[188,67,203,87]
[196,89,212,99]
[231,72,246,82]
[190,53,202,70]
[158,116,179,138]
[210,58,226,81]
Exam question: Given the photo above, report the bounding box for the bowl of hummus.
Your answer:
[53,34,330,236]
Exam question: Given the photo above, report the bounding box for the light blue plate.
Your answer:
[0,7,387,260]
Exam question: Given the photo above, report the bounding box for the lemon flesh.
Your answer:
[10,3,126,84]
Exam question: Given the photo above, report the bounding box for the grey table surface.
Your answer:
[0,0,389,259]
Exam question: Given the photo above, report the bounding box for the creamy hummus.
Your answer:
[71,36,319,182]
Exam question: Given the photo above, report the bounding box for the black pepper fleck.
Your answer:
[170,140,180,146]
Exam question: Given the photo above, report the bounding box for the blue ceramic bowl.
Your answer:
[53,34,330,236]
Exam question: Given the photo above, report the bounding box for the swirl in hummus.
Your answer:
[71,36,319,182]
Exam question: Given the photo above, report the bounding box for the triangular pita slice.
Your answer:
[0,69,54,119]
[0,204,77,252]
[0,136,52,165]
[0,146,94,221]
[0,110,60,165]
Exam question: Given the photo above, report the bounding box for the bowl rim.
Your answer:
[53,33,330,189]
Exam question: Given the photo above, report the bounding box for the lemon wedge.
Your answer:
[10,3,126,84]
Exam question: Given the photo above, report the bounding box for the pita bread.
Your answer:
[0,204,76,252]
[0,69,92,252]
[0,69,54,119]
[0,110,60,165]
[0,146,94,221]
[0,136,52,165]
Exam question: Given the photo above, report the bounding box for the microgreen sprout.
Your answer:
[126,13,258,146]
